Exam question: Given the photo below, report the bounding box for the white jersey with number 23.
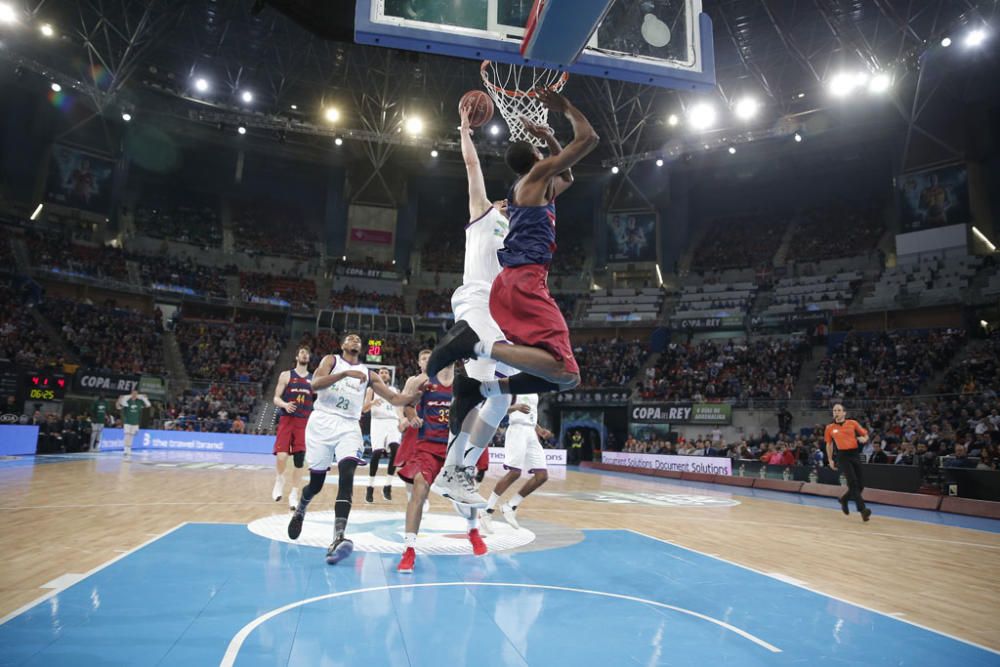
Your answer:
[313,355,370,420]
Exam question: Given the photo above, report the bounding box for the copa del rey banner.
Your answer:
[350,228,393,244]
[601,451,732,476]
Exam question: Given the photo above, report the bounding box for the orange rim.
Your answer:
[480,60,569,99]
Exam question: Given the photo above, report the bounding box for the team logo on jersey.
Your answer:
[248,510,536,554]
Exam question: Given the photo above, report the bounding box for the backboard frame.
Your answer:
[355,0,715,91]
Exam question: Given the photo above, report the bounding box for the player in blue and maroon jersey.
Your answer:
[396,358,487,573]
[271,346,313,509]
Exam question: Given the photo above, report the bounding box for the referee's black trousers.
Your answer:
[837,449,866,511]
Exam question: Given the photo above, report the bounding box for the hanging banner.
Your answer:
[73,369,141,395]
[630,402,731,425]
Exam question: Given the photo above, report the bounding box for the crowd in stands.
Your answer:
[240,272,317,310]
[329,286,405,314]
[25,232,129,281]
[813,329,965,405]
[553,294,577,321]
[416,289,452,318]
[641,337,806,405]
[691,215,786,272]
[551,242,587,276]
[574,338,647,389]
[132,202,222,247]
[40,297,165,375]
[174,319,283,383]
[786,206,884,263]
[162,382,257,433]
[0,279,65,368]
[138,253,234,298]
[232,207,319,259]
[420,239,464,274]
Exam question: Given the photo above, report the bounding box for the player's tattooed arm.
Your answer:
[310,355,366,391]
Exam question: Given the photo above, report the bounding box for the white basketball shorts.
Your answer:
[503,424,547,472]
[123,424,139,436]
[370,418,400,452]
[305,410,365,470]
[452,281,516,380]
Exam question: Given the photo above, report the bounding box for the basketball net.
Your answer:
[480,60,568,147]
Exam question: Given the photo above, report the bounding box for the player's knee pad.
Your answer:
[292,451,305,468]
[478,393,512,428]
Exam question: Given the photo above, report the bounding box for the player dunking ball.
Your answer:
[271,345,313,510]
[429,101,519,506]
[287,333,419,564]
[397,360,487,574]
[481,393,553,533]
[362,368,403,503]
[428,89,599,493]
[117,389,151,458]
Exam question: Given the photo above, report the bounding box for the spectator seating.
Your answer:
[582,288,663,323]
[164,382,259,432]
[574,338,647,388]
[25,232,129,282]
[174,319,284,383]
[0,280,64,368]
[232,202,319,259]
[139,254,233,298]
[691,215,784,272]
[420,239,465,274]
[672,281,756,324]
[761,271,863,318]
[330,286,405,314]
[133,201,222,247]
[416,289,453,318]
[39,298,165,374]
[240,272,317,310]
[813,329,965,404]
[785,207,884,263]
[864,254,982,309]
[641,337,806,404]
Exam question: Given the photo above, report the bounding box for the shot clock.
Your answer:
[366,338,383,364]
[25,372,67,401]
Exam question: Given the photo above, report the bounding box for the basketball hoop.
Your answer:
[480,60,568,147]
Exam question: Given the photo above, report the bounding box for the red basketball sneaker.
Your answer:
[468,529,488,556]
[398,547,416,574]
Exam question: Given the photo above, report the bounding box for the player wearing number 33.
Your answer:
[287,333,422,566]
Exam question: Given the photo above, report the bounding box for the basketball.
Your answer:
[459,90,494,128]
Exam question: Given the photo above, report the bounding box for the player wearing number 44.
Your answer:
[287,333,423,566]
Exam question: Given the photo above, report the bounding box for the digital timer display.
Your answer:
[25,373,67,401]
[366,339,383,364]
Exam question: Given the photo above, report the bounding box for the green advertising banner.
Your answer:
[690,403,732,425]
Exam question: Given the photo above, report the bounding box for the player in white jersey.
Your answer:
[481,394,553,533]
[288,333,419,565]
[362,367,404,503]
[431,102,519,506]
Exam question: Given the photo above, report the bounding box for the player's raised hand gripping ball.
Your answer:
[459,90,494,128]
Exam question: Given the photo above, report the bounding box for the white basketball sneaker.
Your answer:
[430,466,487,507]
[480,511,494,534]
[501,503,520,530]
[288,486,299,511]
[272,477,284,502]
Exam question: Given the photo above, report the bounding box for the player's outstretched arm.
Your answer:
[521,118,573,195]
[524,90,598,185]
[460,104,492,220]
[362,387,376,413]
[375,371,423,406]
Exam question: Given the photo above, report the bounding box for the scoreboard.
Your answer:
[366,338,383,364]
[25,372,68,401]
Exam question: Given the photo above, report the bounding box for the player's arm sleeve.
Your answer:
[824,425,833,446]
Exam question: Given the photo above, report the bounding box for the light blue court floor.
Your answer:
[2,520,998,666]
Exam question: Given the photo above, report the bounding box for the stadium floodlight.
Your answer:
[50,82,61,92]
[655,158,664,167]
[868,73,891,94]
[0,3,17,24]
[290,104,298,110]
[194,78,209,93]
[972,226,996,252]
[827,72,856,98]
[404,116,424,135]
[121,112,132,122]
[430,149,438,157]
[687,103,716,130]
[611,166,619,174]
[728,146,736,154]
[237,126,246,135]
[489,124,501,136]
[241,90,253,103]
[941,37,952,48]
[334,137,343,146]
[965,28,987,48]
[667,113,679,127]
[324,107,340,123]
[981,319,989,329]
[734,96,760,120]
[794,132,803,143]
[39,23,54,37]
[30,204,43,221]
[797,92,806,99]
